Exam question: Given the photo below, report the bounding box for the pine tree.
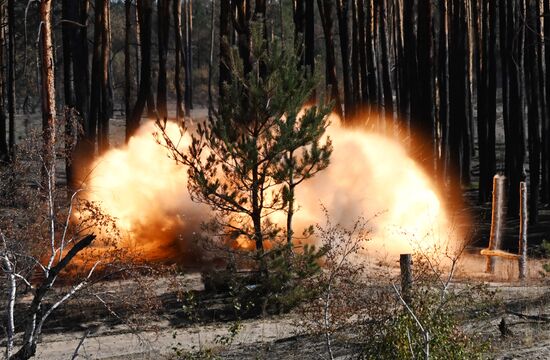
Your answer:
[159,25,332,272]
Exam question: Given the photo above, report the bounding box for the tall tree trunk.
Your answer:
[356,0,368,110]
[174,0,185,121]
[403,0,418,137]
[476,0,489,202]
[544,0,550,203]
[208,0,215,117]
[506,0,526,219]
[486,0,497,201]
[98,0,112,154]
[7,0,15,156]
[448,0,467,190]
[0,4,7,162]
[125,0,134,129]
[40,0,57,187]
[318,0,343,118]
[351,0,360,110]
[336,0,353,121]
[293,0,305,65]
[62,0,77,186]
[89,0,103,149]
[184,0,194,111]
[304,0,315,78]
[219,0,231,101]
[536,0,547,203]
[378,0,393,123]
[157,0,170,120]
[128,0,153,140]
[525,0,540,223]
[437,0,448,181]
[416,0,434,173]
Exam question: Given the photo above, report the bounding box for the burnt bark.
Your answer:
[7,0,15,156]
[174,0,185,121]
[128,0,153,140]
[336,0,353,121]
[157,0,170,120]
[219,0,231,101]
[318,0,343,118]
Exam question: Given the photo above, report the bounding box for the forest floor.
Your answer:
[5,108,550,359]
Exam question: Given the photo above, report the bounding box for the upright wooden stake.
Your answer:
[486,175,505,273]
[518,181,528,280]
[400,254,413,302]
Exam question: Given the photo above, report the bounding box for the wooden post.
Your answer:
[486,175,505,273]
[518,181,528,280]
[400,254,413,302]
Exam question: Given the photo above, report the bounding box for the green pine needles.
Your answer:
[159,24,332,266]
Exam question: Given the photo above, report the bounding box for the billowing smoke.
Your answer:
[81,117,460,264]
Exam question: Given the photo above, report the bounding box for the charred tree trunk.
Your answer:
[336,0,353,121]
[403,0,418,136]
[219,0,231,101]
[525,1,540,223]
[416,0,433,173]
[506,0,526,219]
[98,0,112,154]
[448,0,468,189]
[125,0,134,128]
[437,0,448,181]
[128,0,153,140]
[7,0,15,157]
[351,0,360,110]
[318,0,343,118]
[293,0,305,65]
[356,0,368,110]
[0,5,7,162]
[62,0,77,185]
[378,0,393,123]
[70,0,91,173]
[157,0,170,120]
[544,0,550,203]
[184,0,193,111]
[304,0,315,79]
[174,0,185,121]
[486,1,497,201]
[476,1,489,202]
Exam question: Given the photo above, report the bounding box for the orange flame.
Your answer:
[81,115,461,263]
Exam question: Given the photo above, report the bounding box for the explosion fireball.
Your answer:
[81,116,460,263]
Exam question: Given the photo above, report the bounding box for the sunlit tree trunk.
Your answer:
[40,0,57,189]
